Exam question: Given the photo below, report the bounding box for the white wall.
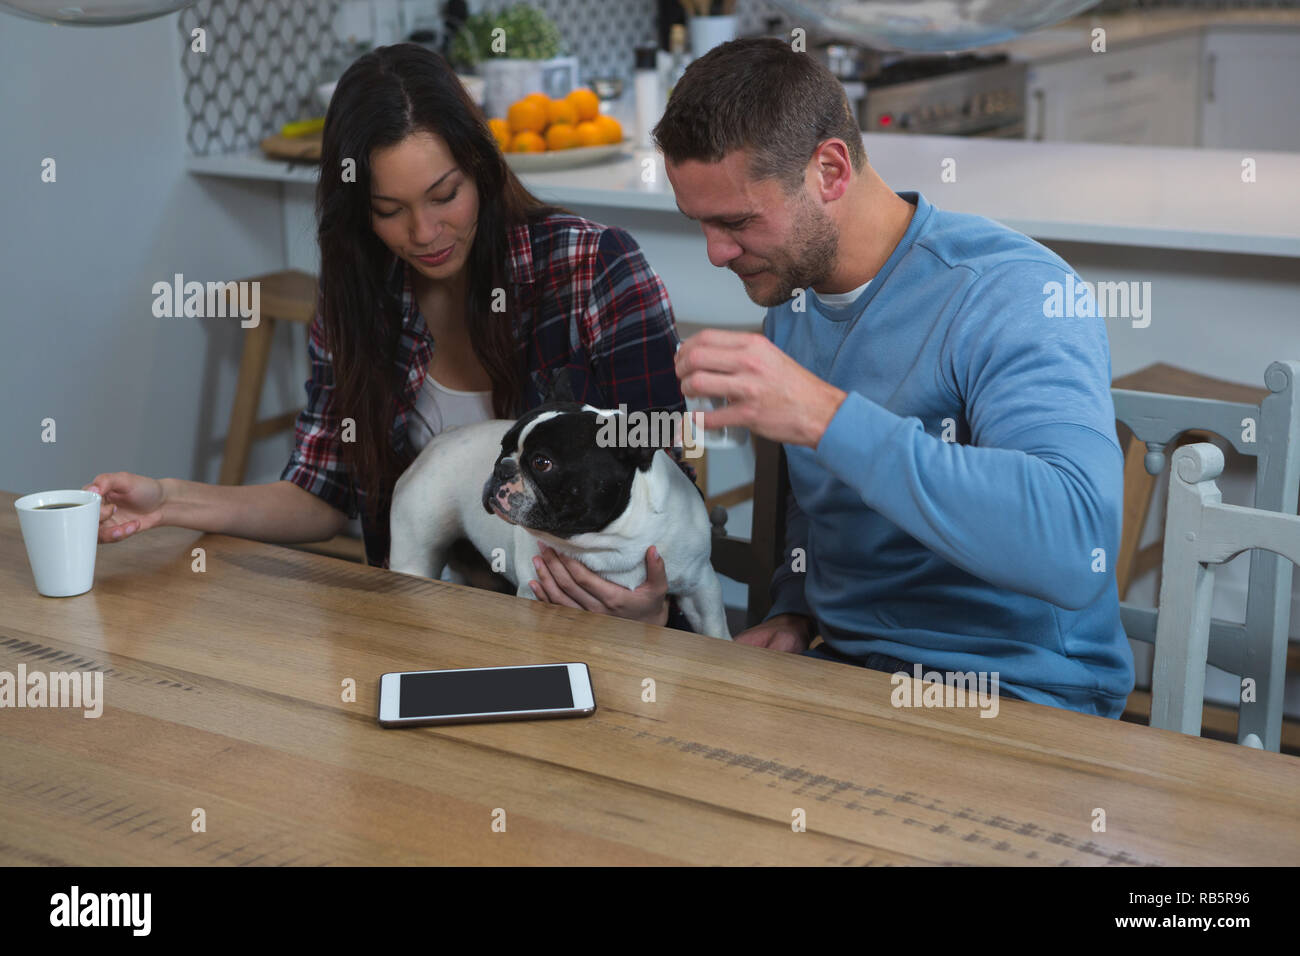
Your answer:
[0,13,303,507]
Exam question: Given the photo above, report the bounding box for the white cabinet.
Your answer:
[1025,34,1202,146]
[1199,29,1300,151]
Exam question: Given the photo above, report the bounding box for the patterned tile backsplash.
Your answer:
[179,0,341,156]
[179,0,1297,156]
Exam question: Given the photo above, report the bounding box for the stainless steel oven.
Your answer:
[858,55,1027,138]
[813,42,1027,139]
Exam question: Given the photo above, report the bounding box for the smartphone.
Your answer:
[377,662,596,728]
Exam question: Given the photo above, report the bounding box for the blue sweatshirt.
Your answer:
[764,190,1135,717]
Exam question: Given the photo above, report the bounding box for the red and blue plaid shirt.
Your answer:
[281,213,689,568]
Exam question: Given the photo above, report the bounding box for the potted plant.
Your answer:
[451,4,578,119]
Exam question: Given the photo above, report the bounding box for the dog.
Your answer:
[389,402,731,640]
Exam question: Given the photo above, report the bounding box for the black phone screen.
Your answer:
[399,665,575,718]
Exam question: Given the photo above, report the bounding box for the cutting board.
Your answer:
[260,132,323,162]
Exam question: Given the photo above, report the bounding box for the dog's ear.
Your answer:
[641,406,690,454]
[548,367,576,405]
[608,405,681,472]
[613,444,658,472]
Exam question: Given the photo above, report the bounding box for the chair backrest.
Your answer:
[1153,442,1300,747]
[1111,361,1300,750]
[709,436,789,628]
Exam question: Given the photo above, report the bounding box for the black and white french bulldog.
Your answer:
[389,402,730,640]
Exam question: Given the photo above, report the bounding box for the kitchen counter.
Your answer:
[190,133,1300,258]
[978,7,1300,63]
[514,136,1300,258]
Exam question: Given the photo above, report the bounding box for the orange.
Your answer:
[545,124,579,150]
[545,97,577,127]
[487,117,512,150]
[574,121,603,148]
[525,91,551,110]
[507,99,547,134]
[566,87,600,122]
[594,114,622,145]
[510,130,547,153]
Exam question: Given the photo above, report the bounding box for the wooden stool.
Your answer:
[220,270,366,564]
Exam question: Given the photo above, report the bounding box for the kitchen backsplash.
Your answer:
[179,0,339,155]
[178,0,1297,156]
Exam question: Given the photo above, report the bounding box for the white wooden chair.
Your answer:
[1113,360,1300,750]
[1153,442,1300,746]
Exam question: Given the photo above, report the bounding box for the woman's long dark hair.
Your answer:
[315,42,569,528]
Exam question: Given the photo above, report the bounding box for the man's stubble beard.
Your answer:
[750,193,840,308]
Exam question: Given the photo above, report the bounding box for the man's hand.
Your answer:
[733,613,814,653]
[530,544,670,627]
[675,329,847,448]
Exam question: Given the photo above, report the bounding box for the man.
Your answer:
[658,38,1135,717]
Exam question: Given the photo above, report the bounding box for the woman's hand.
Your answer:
[82,472,166,543]
[530,544,670,627]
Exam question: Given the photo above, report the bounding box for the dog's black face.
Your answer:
[481,404,661,537]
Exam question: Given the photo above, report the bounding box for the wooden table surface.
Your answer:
[3,490,1298,866]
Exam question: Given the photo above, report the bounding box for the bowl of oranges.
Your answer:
[488,87,627,171]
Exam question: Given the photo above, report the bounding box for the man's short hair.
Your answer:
[652,36,866,192]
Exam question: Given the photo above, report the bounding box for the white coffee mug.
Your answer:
[13,489,101,597]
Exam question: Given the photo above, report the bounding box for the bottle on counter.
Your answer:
[634,45,662,150]
[667,23,691,99]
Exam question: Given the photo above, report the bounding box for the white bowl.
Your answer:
[503,139,629,172]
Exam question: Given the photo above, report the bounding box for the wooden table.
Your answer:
[2,490,1297,866]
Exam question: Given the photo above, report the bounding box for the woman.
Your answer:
[84,44,692,629]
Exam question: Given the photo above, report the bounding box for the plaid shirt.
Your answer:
[281,213,688,569]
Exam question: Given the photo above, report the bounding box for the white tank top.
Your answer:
[408,372,494,452]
